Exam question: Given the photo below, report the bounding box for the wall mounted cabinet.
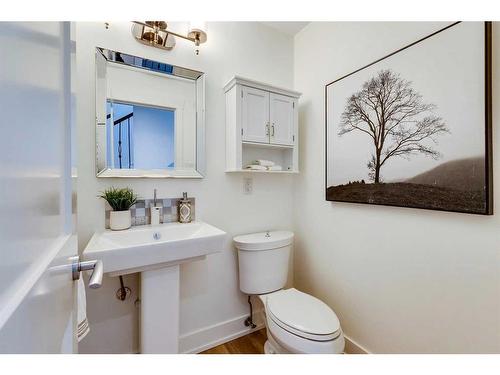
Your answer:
[225,76,301,173]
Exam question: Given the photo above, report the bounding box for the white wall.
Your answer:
[293,22,500,353]
[76,22,294,353]
[76,21,500,355]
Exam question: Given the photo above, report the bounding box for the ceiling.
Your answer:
[261,22,310,36]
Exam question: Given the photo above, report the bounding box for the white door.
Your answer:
[0,22,77,353]
[241,86,270,144]
[270,93,295,146]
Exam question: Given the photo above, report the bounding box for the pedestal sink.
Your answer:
[83,221,227,353]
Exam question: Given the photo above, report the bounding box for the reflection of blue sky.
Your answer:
[116,52,174,74]
[106,101,175,169]
[108,101,132,119]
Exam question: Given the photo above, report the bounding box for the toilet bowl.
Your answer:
[233,231,345,354]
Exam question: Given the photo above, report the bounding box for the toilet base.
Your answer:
[264,340,275,354]
[264,333,287,354]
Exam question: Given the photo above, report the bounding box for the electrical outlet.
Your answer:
[243,177,253,195]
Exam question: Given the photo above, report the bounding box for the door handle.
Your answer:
[72,256,103,289]
[271,123,275,137]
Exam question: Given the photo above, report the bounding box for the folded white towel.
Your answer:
[245,164,267,171]
[252,159,275,167]
[77,278,90,342]
[267,165,283,171]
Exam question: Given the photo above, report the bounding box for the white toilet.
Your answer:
[234,231,345,354]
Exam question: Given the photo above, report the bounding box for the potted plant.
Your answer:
[99,187,138,231]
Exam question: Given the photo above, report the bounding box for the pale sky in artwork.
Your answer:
[327,22,485,186]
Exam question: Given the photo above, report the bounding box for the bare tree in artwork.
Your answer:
[338,69,449,183]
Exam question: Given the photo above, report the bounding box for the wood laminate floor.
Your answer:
[200,329,267,354]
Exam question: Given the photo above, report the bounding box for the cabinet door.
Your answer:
[241,86,270,143]
[270,93,295,146]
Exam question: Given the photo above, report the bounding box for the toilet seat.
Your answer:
[266,289,341,342]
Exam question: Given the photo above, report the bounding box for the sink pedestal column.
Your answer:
[140,265,180,353]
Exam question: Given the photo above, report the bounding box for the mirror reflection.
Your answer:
[95,48,205,178]
[106,101,175,170]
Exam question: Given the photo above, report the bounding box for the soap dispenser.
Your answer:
[178,192,192,223]
[150,189,162,225]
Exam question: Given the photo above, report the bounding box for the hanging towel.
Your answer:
[245,164,267,171]
[252,159,275,167]
[267,165,283,171]
[77,278,90,342]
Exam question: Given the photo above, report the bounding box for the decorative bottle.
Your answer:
[178,192,192,223]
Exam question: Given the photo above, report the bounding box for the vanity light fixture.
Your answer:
[131,21,207,55]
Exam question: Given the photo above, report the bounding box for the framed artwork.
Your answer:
[325,22,492,215]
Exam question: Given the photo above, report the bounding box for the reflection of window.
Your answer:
[106,101,175,169]
[114,52,174,75]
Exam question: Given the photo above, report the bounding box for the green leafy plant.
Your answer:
[99,187,138,211]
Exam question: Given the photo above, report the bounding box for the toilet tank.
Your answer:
[233,231,293,295]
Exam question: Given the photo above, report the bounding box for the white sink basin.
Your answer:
[82,220,227,354]
[83,221,227,275]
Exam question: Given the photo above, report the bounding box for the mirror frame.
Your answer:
[95,47,206,178]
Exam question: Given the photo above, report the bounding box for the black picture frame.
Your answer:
[325,22,492,215]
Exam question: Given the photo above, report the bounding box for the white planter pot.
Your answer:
[110,210,132,231]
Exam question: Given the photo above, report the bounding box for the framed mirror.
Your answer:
[95,47,205,178]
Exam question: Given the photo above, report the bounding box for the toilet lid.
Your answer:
[233,231,294,251]
[267,289,340,338]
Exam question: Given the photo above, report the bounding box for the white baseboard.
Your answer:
[179,311,370,355]
[344,335,370,354]
[179,310,266,354]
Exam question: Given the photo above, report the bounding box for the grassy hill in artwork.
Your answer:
[406,157,485,191]
[327,157,486,214]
